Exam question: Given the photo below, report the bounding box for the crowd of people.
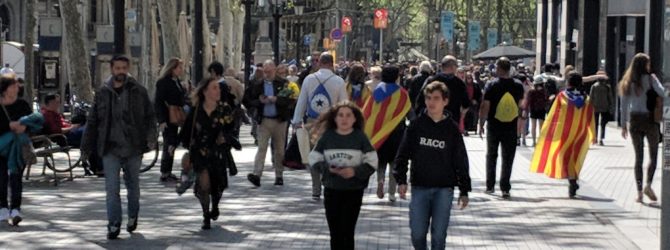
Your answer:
[0,50,664,250]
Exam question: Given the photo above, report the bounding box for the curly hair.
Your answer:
[315,101,365,132]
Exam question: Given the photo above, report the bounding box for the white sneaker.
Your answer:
[0,208,8,221]
[388,194,397,202]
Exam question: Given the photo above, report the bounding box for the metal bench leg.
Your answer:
[24,163,32,180]
[66,152,73,181]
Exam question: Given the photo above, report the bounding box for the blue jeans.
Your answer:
[409,187,455,250]
[103,154,142,227]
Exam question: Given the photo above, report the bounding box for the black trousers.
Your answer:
[486,126,517,192]
[324,188,364,250]
[160,124,180,174]
[0,157,22,210]
[593,112,608,140]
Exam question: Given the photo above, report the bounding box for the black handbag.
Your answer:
[282,133,306,170]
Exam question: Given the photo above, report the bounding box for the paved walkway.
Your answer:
[0,125,661,249]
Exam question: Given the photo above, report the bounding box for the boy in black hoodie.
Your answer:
[394,81,471,250]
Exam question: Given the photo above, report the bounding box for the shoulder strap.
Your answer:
[1,103,11,121]
[315,74,336,86]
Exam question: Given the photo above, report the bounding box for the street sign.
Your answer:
[487,28,498,49]
[441,11,454,42]
[330,28,343,41]
[342,17,352,33]
[374,9,388,29]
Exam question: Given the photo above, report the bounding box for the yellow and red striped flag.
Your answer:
[363,83,411,149]
[530,90,595,179]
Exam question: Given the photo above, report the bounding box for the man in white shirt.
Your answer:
[292,52,349,200]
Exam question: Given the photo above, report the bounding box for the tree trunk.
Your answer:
[202,0,213,68]
[141,0,156,95]
[23,0,36,104]
[220,0,234,68]
[157,0,181,61]
[232,3,244,71]
[59,0,94,103]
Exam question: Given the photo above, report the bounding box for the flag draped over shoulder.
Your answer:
[363,82,411,149]
[530,90,595,179]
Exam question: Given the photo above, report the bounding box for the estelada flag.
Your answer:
[531,90,595,179]
[363,82,411,149]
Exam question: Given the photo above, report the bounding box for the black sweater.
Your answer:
[154,77,186,124]
[394,112,471,196]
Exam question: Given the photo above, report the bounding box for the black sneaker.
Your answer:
[311,194,321,201]
[211,207,220,221]
[127,217,137,233]
[484,189,495,195]
[274,177,284,186]
[160,174,179,182]
[107,222,121,240]
[569,183,580,198]
[502,191,511,199]
[247,174,261,187]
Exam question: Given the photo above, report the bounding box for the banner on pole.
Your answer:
[487,28,498,49]
[374,9,388,29]
[502,33,513,45]
[342,16,352,33]
[441,11,454,42]
[468,21,481,51]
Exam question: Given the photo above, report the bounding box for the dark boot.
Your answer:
[107,222,121,240]
[202,212,211,230]
[569,179,579,198]
[211,193,221,221]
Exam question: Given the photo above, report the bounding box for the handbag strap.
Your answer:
[188,105,199,152]
[0,102,10,121]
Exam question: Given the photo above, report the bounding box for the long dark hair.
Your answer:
[190,77,219,107]
[347,63,366,85]
[316,101,365,132]
[619,53,650,96]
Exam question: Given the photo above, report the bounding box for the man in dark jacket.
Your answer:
[415,55,470,129]
[395,81,470,250]
[81,55,157,240]
[243,60,294,187]
[409,61,433,117]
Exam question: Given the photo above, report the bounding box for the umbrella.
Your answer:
[177,12,191,65]
[473,43,536,60]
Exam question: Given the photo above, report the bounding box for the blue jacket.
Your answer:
[0,113,44,174]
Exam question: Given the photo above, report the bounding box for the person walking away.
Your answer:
[0,74,33,226]
[366,66,382,91]
[362,65,411,202]
[526,76,548,146]
[346,63,370,109]
[292,53,348,200]
[531,72,595,198]
[180,77,239,229]
[309,101,378,250]
[395,81,471,250]
[81,55,157,239]
[154,58,187,182]
[409,61,433,117]
[462,72,482,136]
[415,56,470,133]
[243,60,294,187]
[589,72,613,146]
[619,53,665,203]
[478,57,525,199]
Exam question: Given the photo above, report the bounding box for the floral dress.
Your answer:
[180,101,238,195]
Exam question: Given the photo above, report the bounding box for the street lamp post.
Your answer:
[294,2,304,68]
[272,0,284,65]
[434,18,440,60]
[113,0,125,54]
[242,0,254,86]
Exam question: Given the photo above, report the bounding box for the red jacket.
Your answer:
[40,107,71,134]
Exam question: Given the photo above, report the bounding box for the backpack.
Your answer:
[307,75,334,119]
[495,92,519,122]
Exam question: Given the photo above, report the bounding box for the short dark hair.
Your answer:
[567,71,583,89]
[381,65,400,83]
[423,81,450,99]
[110,55,130,67]
[44,94,60,105]
[543,64,553,73]
[0,74,17,95]
[496,57,511,72]
[319,53,334,65]
[208,61,225,76]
